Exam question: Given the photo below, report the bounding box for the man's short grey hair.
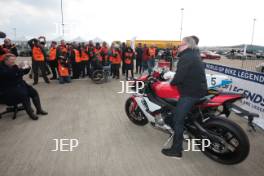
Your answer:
[3,53,16,61]
[182,36,197,49]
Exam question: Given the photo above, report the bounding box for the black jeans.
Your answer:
[172,96,199,153]
[125,69,134,79]
[122,60,125,75]
[80,61,85,78]
[1,83,37,105]
[81,61,89,77]
[1,83,41,114]
[48,60,58,78]
[136,59,142,73]
[112,64,120,78]
[32,61,49,84]
[71,62,81,79]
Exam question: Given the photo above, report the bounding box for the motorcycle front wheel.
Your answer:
[198,117,250,165]
[125,97,148,126]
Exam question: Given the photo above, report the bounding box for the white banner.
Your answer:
[205,63,264,129]
[130,36,136,51]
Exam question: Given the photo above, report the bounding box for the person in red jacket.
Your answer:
[142,44,149,72]
[101,42,109,66]
[124,47,135,80]
[94,42,103,62]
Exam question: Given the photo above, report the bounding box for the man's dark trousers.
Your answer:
[171,96,199,153]
[32,61,49,84]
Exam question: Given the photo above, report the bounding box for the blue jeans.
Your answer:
[172,96,199,153]
[59,76,71,84]
[147,59,155,74]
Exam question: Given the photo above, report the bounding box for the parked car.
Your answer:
[201,51,221,60]
[226,51,246,60]
[256,52,264,59]
[18,49,31,57]
[256,62,264,73]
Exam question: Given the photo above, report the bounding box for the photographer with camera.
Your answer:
[28,37,50,85]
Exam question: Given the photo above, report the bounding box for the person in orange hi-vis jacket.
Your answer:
[57,55,71,84]
[109,46,121,79]
[80,44,89,78]
[48,41,58,80]
[28,37,50,85]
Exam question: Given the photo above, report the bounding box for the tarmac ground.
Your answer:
[0,57,264,176]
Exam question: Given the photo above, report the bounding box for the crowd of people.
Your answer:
[1,33,208,160]
[0,35,179,120]
[1,37,179,84]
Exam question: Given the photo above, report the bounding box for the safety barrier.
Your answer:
[205,62,264,129]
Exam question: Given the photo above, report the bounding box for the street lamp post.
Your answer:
[242,18,256,69]
[61,0,64,37]
[13,28,16,40]
[179,8,184,41]
[250,18,256,46]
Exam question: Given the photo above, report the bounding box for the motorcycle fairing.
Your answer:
[152,82,180,99]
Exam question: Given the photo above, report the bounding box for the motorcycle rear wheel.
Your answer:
[198,117,250,165]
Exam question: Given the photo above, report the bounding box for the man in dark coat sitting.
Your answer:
[161,36,207,159]
[0,53,48,120]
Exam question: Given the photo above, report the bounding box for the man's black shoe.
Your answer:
[37,110,48,115]
[50,77,57,80]
[29,114,39,120]
[161,149,182,159]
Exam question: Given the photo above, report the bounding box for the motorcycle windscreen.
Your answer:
[152,82,180,99]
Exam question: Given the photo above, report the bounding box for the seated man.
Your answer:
[91,53,103,71]
[161,36,207,159]
[0,54,48,120]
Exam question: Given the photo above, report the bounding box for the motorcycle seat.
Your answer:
[195,94,215,105]
[163,98,178,106]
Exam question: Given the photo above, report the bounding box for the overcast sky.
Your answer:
[0,0,263,46]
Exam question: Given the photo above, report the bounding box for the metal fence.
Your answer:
[204,56,264,73]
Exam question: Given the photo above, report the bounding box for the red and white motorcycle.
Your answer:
[125,72,252,165]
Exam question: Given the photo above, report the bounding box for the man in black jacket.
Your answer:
[0,54,48,120]
[161,36,207,159]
